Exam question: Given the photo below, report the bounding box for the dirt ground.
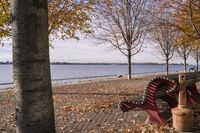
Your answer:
[0,74,200,133]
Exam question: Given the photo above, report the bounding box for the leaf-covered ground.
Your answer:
[0,75,200,133]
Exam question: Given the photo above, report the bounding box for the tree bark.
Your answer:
[11,0,55,133]
[127,49,132,80]
[184,58,187,72]
[166,58,169,75]
[197,58,199,71]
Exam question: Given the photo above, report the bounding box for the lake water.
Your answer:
[0,64,192,88]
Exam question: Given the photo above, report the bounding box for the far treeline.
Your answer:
[0,61,190,66]
[1,0,200,79]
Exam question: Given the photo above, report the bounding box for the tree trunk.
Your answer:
[166,58,169,75]
[197,58,199,71]
[127,49,132,80]
[184,58,187,72]
[11,0,55,133]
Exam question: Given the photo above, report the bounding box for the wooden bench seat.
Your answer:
[119,72,200,125]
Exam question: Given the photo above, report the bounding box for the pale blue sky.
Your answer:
[0,38,195,64]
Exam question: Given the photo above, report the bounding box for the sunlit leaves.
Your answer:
[48,0,94,41]
[174,0,200,41]
[0,0,94,45]
[0,0,11,43]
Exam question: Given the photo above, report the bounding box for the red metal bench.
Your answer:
[119,72,200,125]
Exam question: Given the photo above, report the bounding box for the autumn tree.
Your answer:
[153,0,199,36]
[151,0,200,72]
[0,0,11,46]
[1,0,93,45]
[170,0,200,71]
[48,0,93,41]
[171,0,200,42]
[11,0,55,132]
[152,0,200,44]
[92,0,150,80]
[183,0,200,39]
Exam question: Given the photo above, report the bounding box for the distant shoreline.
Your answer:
[0,71,167,90]
[0,62,188,65]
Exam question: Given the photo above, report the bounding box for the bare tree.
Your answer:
[191,47,200,71]
[151,25,176,75]
[176,42,192,72]
[92,0,150,80]
[150,8,176,75]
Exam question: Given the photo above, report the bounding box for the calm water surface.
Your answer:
[0,64,192,87]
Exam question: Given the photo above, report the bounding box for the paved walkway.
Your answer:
[2,107,200,133]
[65,108,148,133]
